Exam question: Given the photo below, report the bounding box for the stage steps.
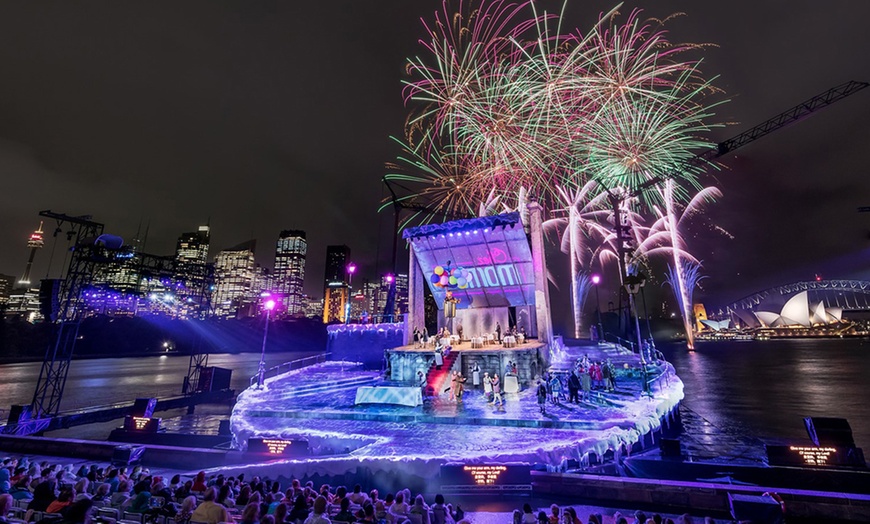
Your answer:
[424,352,459,397]
[269,374,379,399]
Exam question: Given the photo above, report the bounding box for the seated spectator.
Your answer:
[521,504,536,524]
[388,493,407,521]
[174,481,192,502]
[239,502,260,524]
[45,487,76,515]
[287,495,309,524]
[73,480,90,502]
[0,468,10,495]
[90,484,109,504]
[57,497,94,524]
[10,476,33,501]
[347,485,366,506]
[111,481,131,506]
[174,496,197,524]
[302,496,330,524]
[237,486,252,506]
[408,495,429,524]
[373,501,387,524]
[261,516,275,524]
[274,501,289,524]
[332,498,354,523]
[216,485,235,508]
[536,511,548,524]
[430,495,448,524]
[0,494,13,521]
[191,488,228,524]
[564,508,581,524]
[548,505,560,524]
[357,504,376,524]
[191,472,207,494]
[126,491,152,514]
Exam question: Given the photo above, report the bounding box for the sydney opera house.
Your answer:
[703,291,854,337]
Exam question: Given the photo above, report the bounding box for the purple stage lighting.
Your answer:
[591,274,601,285]
[264,299,276,311]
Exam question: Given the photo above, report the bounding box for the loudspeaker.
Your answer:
[38,279,62,322]
[728,493,783,524]
[112,445,145,466]
[804,417,855,448]
[660,438,682,459]
[132,398,157,418]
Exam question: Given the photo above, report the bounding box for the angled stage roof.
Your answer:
[403,212,535,310]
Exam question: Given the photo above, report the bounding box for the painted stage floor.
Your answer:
[228,342,683,478]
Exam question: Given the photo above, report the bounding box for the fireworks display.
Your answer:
[387,0,727,345]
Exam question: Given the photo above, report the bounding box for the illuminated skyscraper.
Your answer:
[18,221,45,287]
[175,225,211,317]
[322,245,350,323]
[274,230,306,316]
[214,240,256,319]
[176,225,210,264]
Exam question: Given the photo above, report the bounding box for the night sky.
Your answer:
[1,1,869,309]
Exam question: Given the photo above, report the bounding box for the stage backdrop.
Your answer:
[404,213,535,313]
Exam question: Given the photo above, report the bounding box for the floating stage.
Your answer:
[227,341,684,486]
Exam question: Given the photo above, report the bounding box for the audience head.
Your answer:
[395,493,403,504]
[313,496,328,515]
[340,498,350,511]
[260,516,275,524]
[241,502,260,522]
[64,498,94,524]
[523,503,532,514]
[181,496,197,514]
[203,487,217,502]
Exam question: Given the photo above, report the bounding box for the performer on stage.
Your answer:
[471,363,481,388]
[483,372,492,401]
[455,372,466,402]
[491,373,503,406]
[434,344,444,368]
[496,322,502,343]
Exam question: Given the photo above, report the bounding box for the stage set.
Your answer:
[227,211,684,485]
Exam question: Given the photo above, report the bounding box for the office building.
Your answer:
[274,230,307,316]
[213,240,256,319]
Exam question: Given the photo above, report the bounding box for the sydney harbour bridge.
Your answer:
[718,280,870,316]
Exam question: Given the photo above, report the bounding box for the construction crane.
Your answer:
[609,80,869,283]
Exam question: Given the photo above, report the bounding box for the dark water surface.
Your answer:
[660,337,870,449]
[0,351,315,440]
[2,340,869,450]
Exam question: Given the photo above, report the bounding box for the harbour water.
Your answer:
[660,337,870,450]
[1,339,868,451]
[0,351,315,440]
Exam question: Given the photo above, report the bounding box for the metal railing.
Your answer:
[249,352,331,388]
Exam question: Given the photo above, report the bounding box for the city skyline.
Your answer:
[0,2,869,308]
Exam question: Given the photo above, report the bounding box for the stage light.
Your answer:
[591,274,601,285]
[265,299,276,310]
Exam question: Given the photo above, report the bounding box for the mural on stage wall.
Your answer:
[404,213,538,336]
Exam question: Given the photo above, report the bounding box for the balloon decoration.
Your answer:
[430,261,473,290]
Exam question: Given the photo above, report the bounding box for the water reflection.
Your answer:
[661,338,870,447]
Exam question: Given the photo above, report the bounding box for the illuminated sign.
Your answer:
[765,444,865,468]
[247,437,309,456]
[790,446,836,466]
[440,463,531,493]
[405,213,536,309]
[123,416,160,432]
[464,465,507,485]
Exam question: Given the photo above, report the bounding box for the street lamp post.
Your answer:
[591,274,602,342]
[257,298,276,389]
[345,263,356,324]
